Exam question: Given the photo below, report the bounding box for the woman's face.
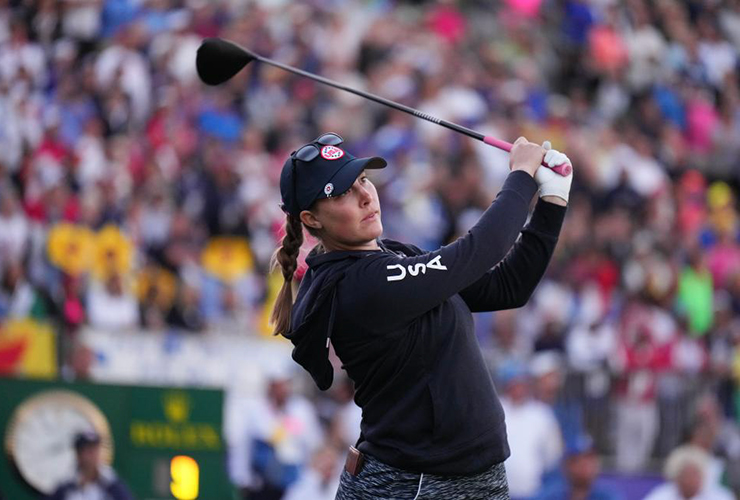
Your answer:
[302,172,382,251]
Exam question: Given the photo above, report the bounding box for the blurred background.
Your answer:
[0,0,739,499]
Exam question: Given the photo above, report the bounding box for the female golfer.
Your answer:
[271,132,572,499]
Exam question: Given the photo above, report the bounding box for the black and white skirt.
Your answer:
[335,453,509,500]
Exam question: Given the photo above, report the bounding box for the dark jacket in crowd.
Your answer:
[46,468,134,500]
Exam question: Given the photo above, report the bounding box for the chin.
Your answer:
[367,219,383,239]
[353,216,383,245]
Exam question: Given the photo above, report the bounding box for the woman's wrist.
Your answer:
[510,166,535,178]
[541,195,567,206]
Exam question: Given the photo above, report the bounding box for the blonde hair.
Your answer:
[663,445,709,481]
[270,214,304,336]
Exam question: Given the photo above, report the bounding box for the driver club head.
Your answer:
[196,37,257,85]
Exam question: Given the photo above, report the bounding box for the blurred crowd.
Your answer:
[1,0,740,497]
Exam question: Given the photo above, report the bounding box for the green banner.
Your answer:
[0,378,233,500]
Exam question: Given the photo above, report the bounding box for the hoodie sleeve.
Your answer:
[459,199,567,312]
[346,171,538,328]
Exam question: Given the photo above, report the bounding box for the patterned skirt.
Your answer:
[335,453,509,500]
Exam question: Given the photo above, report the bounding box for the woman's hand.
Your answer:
[509,136,545,178]
[535,141,573,205]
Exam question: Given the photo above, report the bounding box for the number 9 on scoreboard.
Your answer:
[170,455,199,500]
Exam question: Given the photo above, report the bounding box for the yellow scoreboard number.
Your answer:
[170,455,199,500]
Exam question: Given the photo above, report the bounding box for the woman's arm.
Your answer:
[459,143,572,311]
[459,199,567,312]
[345,171,539,327]
[541,195,567,206]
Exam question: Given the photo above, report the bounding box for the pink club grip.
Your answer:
[483,136,571,177]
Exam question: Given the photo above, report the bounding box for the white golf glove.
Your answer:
[535,141,573,203]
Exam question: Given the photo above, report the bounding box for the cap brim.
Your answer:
[74,437,101,448]
[321,156,386,199]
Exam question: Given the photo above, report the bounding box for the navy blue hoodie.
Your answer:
[287,171,566,475]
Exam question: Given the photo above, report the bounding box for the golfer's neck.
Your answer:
[322,238,379,252]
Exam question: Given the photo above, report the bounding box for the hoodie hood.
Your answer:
[287,245,383,390]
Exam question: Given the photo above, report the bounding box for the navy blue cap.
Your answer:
[74,430,101,449]
[565,433,594,458]
[280,140,386,218]
[497,360,530,386]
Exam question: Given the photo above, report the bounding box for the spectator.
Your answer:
[45,430,133,500]
[677,244,714,337]
[227,365,322,500]
[566,318,616,374]
[86,273,138,331]
[533,318,567,353]
[644,445,734,500]
[328,376,362,450]
[530,351,584,450]
[482,309,531,375]
[500,361,563,499]
[707,228,740,291]
[0,259,52,320]
[282,445,342,500]
[0,188,29,265]
[165,284,205,333]
[613,303,672,472]
[533,434,621,500]
[686,394,740,494]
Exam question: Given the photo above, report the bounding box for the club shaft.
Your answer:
[255,55,486,142]
[252,52,570,176]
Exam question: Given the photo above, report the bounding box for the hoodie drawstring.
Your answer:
[326,285,338,349]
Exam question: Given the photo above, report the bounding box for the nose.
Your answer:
[356,179,372,206]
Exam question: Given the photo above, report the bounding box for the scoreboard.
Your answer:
[0,378,233,500]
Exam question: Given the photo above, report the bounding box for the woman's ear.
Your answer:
[300,210,322,230]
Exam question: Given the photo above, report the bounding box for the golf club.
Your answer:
[196,37,571,177]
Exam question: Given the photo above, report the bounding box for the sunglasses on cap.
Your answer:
[283,133,344,215]
[291,133,344,163]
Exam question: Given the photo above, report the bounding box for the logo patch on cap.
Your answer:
[320,145,345,160]
[324,183,334,196]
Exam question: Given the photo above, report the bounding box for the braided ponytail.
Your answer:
[270,213,304,336]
